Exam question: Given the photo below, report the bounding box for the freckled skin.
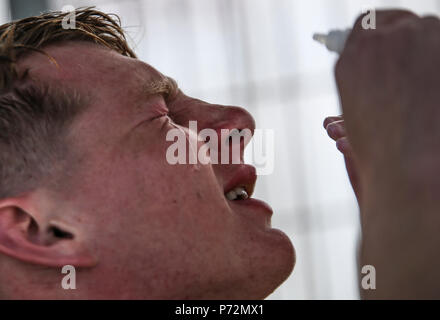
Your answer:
[1,42,295,299]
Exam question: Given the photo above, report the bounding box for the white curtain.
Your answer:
[42,0,440,299]
[0,0,10,24]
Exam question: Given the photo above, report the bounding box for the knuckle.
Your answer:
[422,15,440,22]
[353,12,369,31]
[421,15,440,28]
[375,9,419,26]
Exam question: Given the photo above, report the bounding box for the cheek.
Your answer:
[100,119,243,256]
[110,165,240,278]
[127,160,237,257]
[117,133,227,223]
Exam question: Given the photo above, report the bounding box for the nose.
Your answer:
[170,95,256,164]
[199,103,255,155]
[203,105,256,139]
[211,105,255,166]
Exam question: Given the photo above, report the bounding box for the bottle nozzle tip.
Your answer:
[312,33,327,45]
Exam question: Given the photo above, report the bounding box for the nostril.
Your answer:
[226,129,242,146]
[49,226,74,239]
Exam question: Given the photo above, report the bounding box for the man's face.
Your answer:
[21,42,295,299]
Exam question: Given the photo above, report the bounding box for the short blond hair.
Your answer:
[0,7,136,199]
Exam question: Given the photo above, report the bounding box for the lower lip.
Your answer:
[230,198,273,216]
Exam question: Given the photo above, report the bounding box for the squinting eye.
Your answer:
[163,92,176,105]
[166,112,176,123]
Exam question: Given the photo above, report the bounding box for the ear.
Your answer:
[0,196,97,268]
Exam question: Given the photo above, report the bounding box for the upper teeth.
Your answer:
[226,187,249,201]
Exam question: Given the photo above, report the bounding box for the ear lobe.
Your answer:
[0,204,97,268]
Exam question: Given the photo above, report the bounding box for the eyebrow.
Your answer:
[141,76,179,100]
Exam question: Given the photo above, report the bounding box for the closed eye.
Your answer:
[143,76,179,104]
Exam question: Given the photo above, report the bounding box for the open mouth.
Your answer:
[225,186,250,201]
[223,165,257,201]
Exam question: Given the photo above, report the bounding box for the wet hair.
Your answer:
[0,7,136,199]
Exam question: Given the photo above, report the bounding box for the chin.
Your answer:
[242,228,296,299]
[264,229,296,297]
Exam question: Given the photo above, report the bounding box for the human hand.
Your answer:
[335,10,440,299]
[336,10,440,187]
[323,116,361,204]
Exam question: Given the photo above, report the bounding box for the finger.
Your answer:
[346,10,420,48]
[421,15,440,29]
[336,137,352,155]
[375,9,419,28]
[326,120,346,141]
[323,116,343,129]
[344,155,362,204]
[422,15,440,23]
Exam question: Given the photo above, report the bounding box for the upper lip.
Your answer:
[224,165,257,198]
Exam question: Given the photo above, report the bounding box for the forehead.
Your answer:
[19,41,165,134]
[20,41,164,99]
